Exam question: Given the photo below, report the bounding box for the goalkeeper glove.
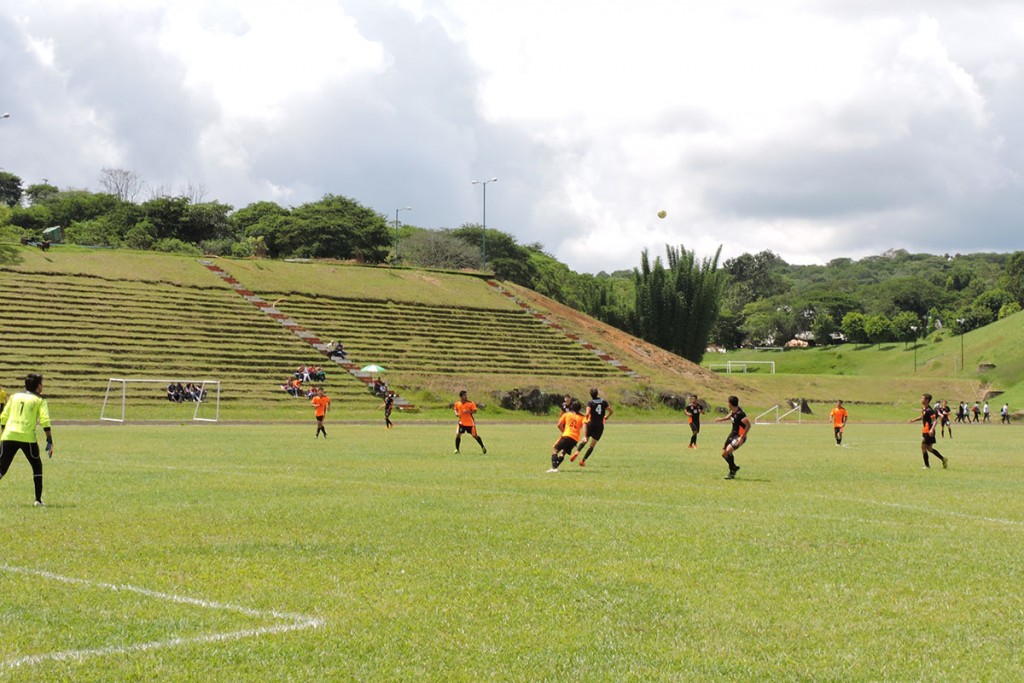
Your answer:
[46,438,53,458]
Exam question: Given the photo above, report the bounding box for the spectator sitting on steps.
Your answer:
[328,341,347,360]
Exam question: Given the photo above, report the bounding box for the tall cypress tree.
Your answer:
[633,244,726,363]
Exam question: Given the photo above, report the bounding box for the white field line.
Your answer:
[0,565,324,671]
[820,496,1024,528]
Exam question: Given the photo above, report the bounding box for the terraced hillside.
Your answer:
[0,268,378,417]
[271,293,622,378]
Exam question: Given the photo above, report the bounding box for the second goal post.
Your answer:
[100,378,221,423]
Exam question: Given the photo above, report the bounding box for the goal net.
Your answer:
[100,378,221,422]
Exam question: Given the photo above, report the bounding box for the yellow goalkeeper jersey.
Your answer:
[0,391,51,442]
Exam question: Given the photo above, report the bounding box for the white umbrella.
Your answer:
[361,364,387,373]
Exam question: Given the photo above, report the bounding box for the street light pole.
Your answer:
[394,206,411,264]
[471,177,497,269]
[910,325,918,372]
[957,318,966,374]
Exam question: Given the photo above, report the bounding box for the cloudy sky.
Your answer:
[3,1,1024,273]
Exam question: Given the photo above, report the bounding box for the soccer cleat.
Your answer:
[579,459,586,467]
[569,452,578,462]
[453,449,460,454]
[482,446,487,454]
[34,500,44,506]
[942,458,949,469]
[724,471,735,480]
[546,468,559,473]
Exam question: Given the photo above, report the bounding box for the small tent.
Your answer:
[42,226,64,243]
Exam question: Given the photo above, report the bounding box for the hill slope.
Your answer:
[1,247,738,419]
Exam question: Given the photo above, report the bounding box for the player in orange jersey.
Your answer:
[311,388,331,439]
[548,400,585,472]
[829,400,848,446]
[453,390,487,454]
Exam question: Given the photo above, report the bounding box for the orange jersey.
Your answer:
[830,407,848,428]
[454,400,477,427]
[558,412,586,441]
[311,395,331,417]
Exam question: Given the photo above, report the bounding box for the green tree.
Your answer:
[633,244,726,362]
[401,230,480,270]
[863,314,893,347]
[1001,251,1024,305]
[841,312,868,344]
[890,311,921,347]
[0,171,24,207]
[25,182,60,205]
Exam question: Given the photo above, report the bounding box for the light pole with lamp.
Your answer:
[957,318,966,374]
[910,325,918,372]
[393,206,411,263]
[471,177,497,269]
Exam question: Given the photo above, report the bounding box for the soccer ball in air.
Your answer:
[657,210,667,219]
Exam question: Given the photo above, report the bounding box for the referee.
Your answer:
[0,373,53,506]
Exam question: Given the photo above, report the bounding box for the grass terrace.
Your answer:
[0,257,382,420]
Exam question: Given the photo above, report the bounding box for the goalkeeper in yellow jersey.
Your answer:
[0,373,53,506]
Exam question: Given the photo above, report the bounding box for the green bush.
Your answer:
[153,238,202,255]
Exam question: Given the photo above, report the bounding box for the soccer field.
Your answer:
[2,421,1021,681]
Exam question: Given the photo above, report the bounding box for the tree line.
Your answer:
[3,168,1023,364]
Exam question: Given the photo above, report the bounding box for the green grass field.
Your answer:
[2,420,1021,681]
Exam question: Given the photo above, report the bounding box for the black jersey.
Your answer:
[587,397,610,422]
[685,402,702,426]
[729,408,749,438]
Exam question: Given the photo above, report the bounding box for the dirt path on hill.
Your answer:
[504,283,736,392]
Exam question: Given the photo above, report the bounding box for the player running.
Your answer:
[910,393,948,469]
[0,373,53,506]
[684,394,704,449]
[939,400,953,438]
[382,391,395,429]
[548,400,585,472]
[830,400,848,446]
[715,395,750,480]
[572,387,613,466]
[453,390,487,454]
[311,387,330,439]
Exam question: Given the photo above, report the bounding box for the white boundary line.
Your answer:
[822,497,1024,528]
[0,565,324,671]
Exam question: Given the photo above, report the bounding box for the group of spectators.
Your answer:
[371,376,389,397]
[950,400,1011,424]
[295,365,327,382]
[166,382,207,403]
[281,364,329,398]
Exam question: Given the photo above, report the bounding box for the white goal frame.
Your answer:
[101,378,221,423]
[708,360,776,374]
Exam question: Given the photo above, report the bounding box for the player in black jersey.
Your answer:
[572,388,613,466]
[684,395,704,449]
[910,393,948,469]
[714,395,750,479]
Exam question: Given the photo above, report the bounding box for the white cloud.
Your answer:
[3,1,1024,272]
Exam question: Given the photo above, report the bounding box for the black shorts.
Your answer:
[457,424,476,435]
[723,434,743,451]
[554,436,578,453]
[585,422,605,441]
[922,433,936,446]
[689,421,700,434]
